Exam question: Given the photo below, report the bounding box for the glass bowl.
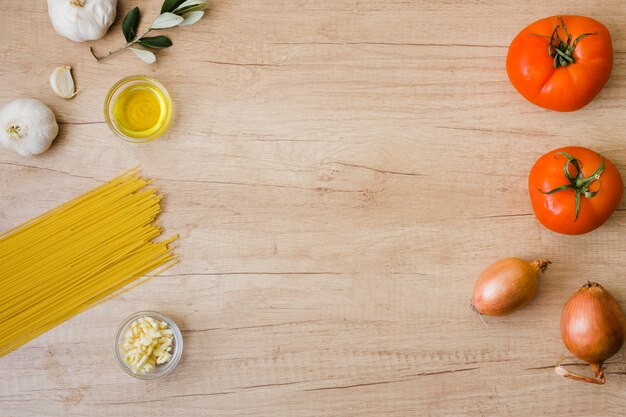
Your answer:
[104,75,173,143]
[114,310,183,380]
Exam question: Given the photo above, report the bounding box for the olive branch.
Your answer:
[90,0,208,64]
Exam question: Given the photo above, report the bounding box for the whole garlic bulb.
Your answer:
[47,0,117,42]
[0,99,59,157]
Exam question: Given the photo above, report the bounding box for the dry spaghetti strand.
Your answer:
[0,168,177,358]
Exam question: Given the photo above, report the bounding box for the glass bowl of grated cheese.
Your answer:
[114,311,183,380]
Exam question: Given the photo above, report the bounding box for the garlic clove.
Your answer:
[50,66,76,99]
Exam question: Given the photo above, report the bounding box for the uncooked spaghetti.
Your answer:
[0,168,177,357]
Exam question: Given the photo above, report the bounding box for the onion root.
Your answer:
[555,364,605,385]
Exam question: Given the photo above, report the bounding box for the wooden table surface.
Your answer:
[1,1,625,416]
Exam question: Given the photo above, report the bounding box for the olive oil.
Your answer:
[112,83,168,139]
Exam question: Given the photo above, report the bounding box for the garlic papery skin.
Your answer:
[50,66,77,99]
[47,0,117,42]
[0,99,59,157]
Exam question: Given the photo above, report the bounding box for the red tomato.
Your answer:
[528,147,623,235]
[507,16,612,112]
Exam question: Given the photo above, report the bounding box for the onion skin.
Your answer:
[471,258,550,316]
[559,282,625,384]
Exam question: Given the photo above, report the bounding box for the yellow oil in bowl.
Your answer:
[113,85,166,138]
[105,76,172,143]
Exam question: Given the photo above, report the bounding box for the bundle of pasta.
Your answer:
[0,168,177,357]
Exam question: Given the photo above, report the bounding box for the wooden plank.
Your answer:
[0,1,624,416]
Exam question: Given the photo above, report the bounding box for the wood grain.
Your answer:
[1,1,625,416]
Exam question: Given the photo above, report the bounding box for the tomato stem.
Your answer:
[530,16,598,68]
[539,152,604,222]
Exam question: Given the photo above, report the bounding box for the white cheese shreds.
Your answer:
[120,316,174,374]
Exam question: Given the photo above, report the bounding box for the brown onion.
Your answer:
[557,282,625,384]
[471,258,550,316]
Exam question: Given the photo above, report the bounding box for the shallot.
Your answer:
[557,282,625,384]
[471,258,550,317]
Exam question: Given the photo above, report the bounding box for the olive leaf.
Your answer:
[151,12,184,29]
[122,7,140,42]
[129,48,157,64]
[177,5,208,14]
[176,4,208,15]
[174,0,208,14]
[161,0,187,13]
[179,11,204,26]
[139,36,173,49]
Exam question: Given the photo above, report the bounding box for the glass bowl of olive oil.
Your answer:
[105,75,172,143]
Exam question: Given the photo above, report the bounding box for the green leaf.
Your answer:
[175,3,208,15]
[122,7,140,42]
[174,0,207,14]
[139,36,173,49]
[179,11,204,26]
[161,0,186,13]
[129,47,156,64]
[151,12,184,29]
